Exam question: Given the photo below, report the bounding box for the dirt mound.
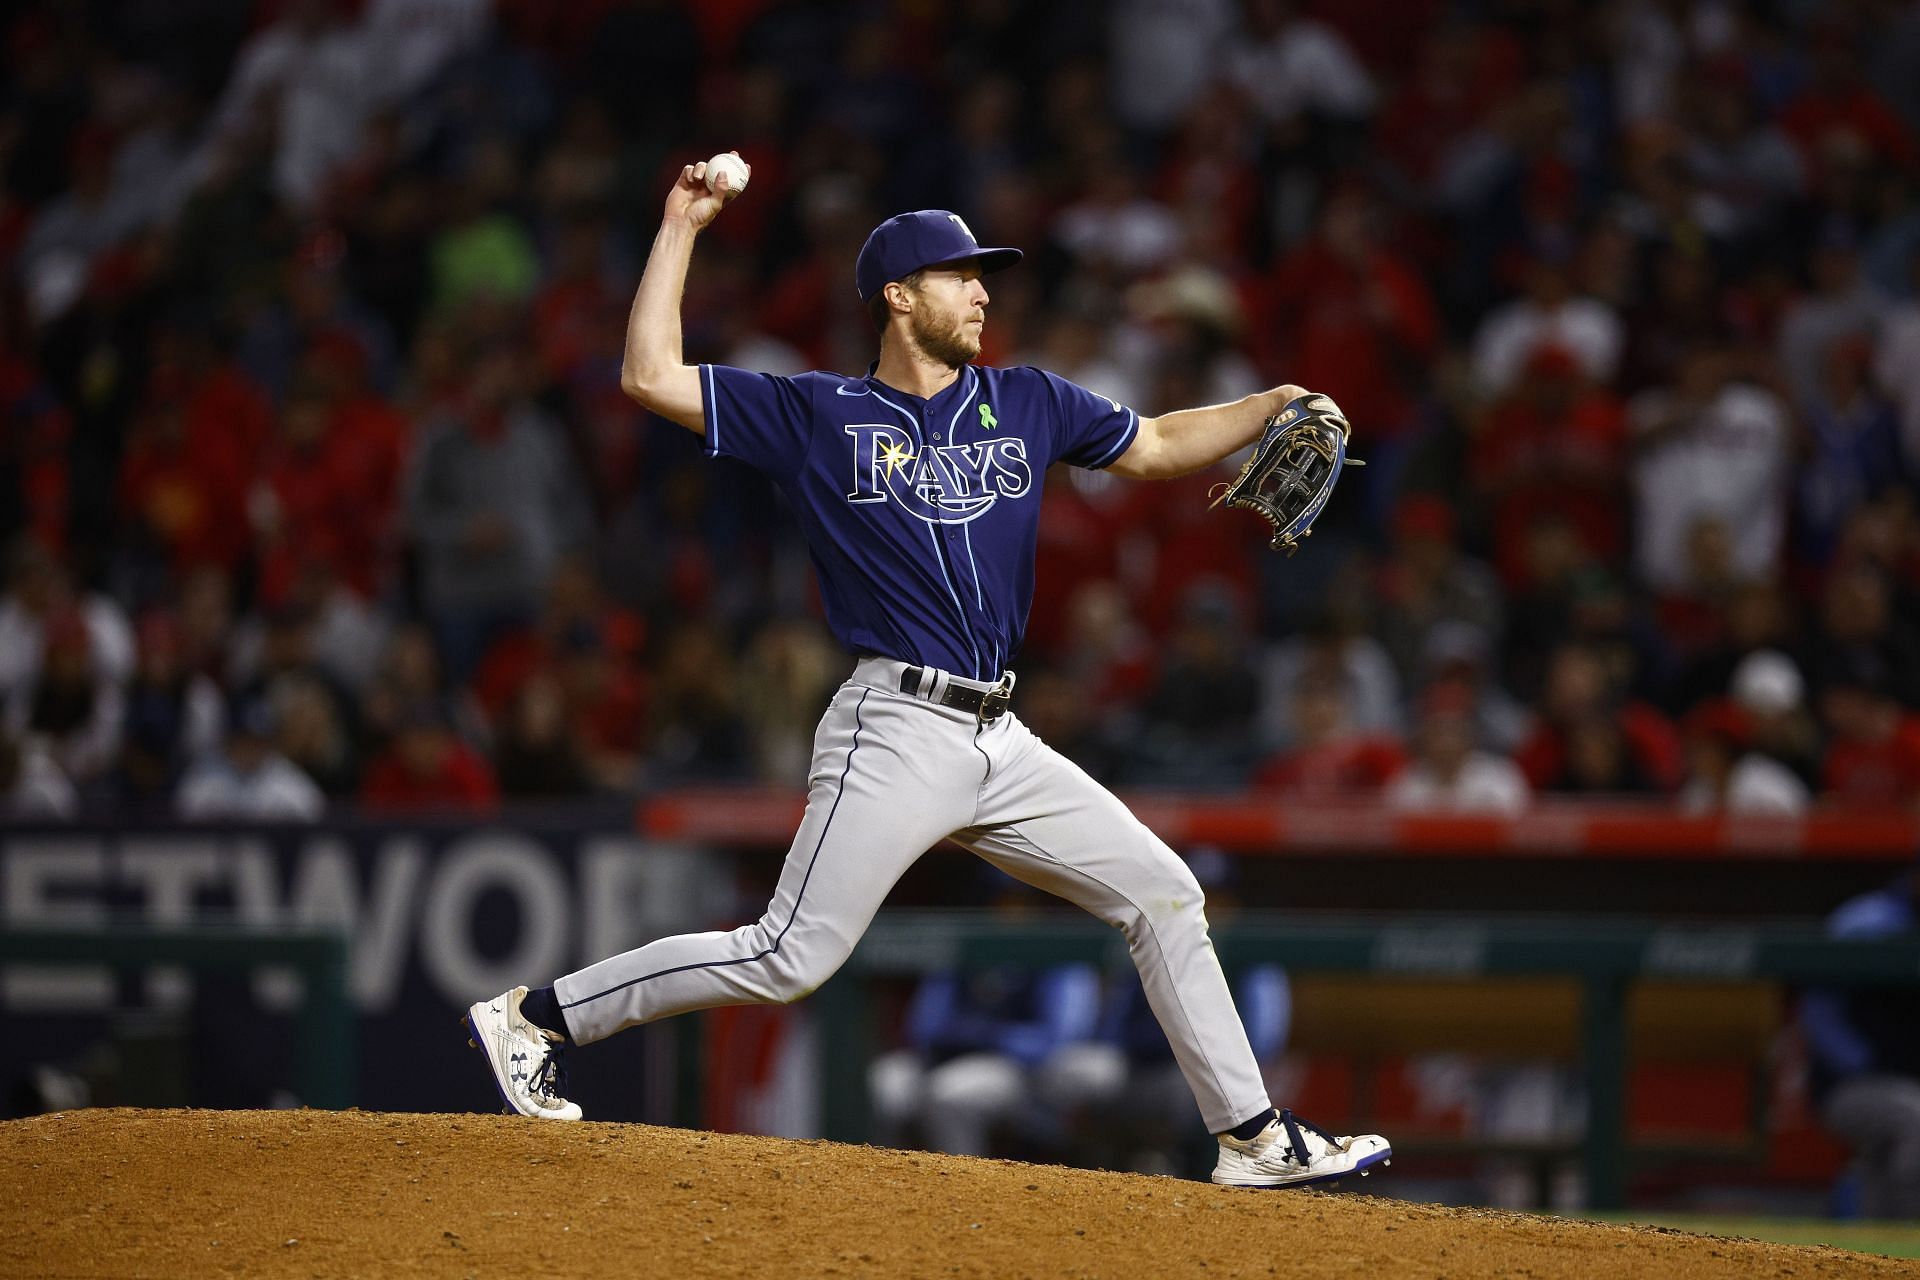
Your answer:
[4,1109,1911,1279]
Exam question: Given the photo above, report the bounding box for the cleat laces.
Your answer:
[529,1036,570,1107]
[1276,1109,1343,1166]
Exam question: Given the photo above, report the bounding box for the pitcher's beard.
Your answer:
[910,308,981,369]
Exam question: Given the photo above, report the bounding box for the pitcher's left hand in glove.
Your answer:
[1209,391,1362,556]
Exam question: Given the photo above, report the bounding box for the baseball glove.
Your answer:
[1209,391,1362,556]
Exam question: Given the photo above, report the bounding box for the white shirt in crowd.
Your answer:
[4,738,78,819]
[1470,296,1624,396]
[1875,299,1920,473]
[1225,17,1376,124]
[1052,197,1184,276]
[1107,0,1237,131]
[1778,281,1885,409]
[1678,754,1811,817]
[1261,637,1404,746]
[203,17,376,209]
[176,753,326,822]
[2,679,126,785]
[1386,753,1532,817]
[0,594,136,700]
[1630,382,1790,593]
[360,0,490,106]
[202,0,487,210]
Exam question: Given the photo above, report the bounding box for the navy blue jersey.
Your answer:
[700,362,1139,678]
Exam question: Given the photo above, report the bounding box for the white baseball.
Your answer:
[704,152,749,195]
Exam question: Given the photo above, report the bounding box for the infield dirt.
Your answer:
[4,1108,1913,1279]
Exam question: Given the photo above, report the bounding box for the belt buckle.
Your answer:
[977,671,1015,724]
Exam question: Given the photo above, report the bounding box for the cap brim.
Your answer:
[930,247,1023,275]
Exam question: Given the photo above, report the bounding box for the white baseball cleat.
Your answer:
[464,986,583,1121]
[1211,1109,1391,1188]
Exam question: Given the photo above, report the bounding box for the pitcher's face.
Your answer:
[907,263,990,368]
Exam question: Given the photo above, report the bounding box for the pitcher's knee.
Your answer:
[1110,865,1209,940]
[759,940,851,1004]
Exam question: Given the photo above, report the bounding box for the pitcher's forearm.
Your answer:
[1153,391,1284,475]
[1111,386,1301,480]
[619,216,704,429]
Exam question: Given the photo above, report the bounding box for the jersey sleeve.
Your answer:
[699,364,812,474]
[1039,369,1140,470]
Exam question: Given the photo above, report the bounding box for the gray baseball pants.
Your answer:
[553,656,1273,1134]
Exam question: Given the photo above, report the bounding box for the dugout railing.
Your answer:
[813,912,1920,1211]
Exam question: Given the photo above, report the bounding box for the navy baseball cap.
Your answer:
[854,210,1022,301]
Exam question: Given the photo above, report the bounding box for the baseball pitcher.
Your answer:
[465,152,1385,1188]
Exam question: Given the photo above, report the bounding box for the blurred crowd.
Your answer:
[870,855,1292,1179]
[5,0,1920,820]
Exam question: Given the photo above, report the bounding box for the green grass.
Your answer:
[1580,1213,1920,1260]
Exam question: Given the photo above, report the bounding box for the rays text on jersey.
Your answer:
[844,423,1032,525]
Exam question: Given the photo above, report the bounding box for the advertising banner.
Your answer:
[1,819,728,1118]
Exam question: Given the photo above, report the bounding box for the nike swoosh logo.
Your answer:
[835,384,870,397]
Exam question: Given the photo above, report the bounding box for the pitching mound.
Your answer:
[5,1109,1911,1278]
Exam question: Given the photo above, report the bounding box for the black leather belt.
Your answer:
[899,666,1015,723]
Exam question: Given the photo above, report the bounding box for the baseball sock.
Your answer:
[519,985,574,1046]
[1226,1109,1278,1142]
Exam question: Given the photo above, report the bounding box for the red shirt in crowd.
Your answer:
[1132,473,1259,636]
[118,360,275,573]
[1822,717,1920,808]
[359,738,500,813]
[1470,361,1628,588]
[1652,591,1731,662]
[1,352,71,551]
[1252,237,1439,438]
[1255,737,1408,797]
[117,418,253,573]
[254,435,363,607]
[756,252,869,372]
[1779,85,1918,178]
[331,394,411,556]
[1026,473,1152,656]
[1515,703,1685,793]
